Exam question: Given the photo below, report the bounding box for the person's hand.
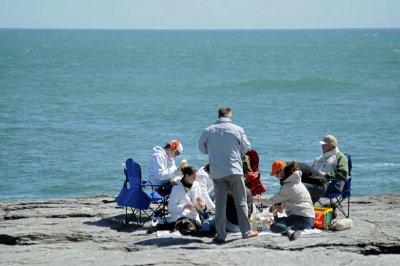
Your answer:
[176,165,182,173]
[196,197,205,209]
[265,219,273,227]
[184,202,195,210]
[275,205,284,213]
[252,195,263,203]
[269,204,283,213]
[268,205,275,212]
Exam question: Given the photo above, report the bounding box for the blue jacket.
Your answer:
[198,117,251,179]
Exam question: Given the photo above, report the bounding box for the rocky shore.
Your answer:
[1,194,399,265]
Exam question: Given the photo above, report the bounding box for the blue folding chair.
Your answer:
[321,154,352,218]
[115,158,167,227]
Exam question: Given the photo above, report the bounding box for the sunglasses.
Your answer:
[175,150,180,156]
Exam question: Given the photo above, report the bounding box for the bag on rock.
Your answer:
[329,218,353,231]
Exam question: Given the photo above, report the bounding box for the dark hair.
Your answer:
[181,166,197,178]
[282,161,299,181]
[164,143,180,156]
[164,143,172,149]
[218,107,231,118]
[181,166,197,188]
[203,164,210,173]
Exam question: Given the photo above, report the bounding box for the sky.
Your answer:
[0,0,399,29]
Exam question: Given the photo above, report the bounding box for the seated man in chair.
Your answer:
[146,139,184,196]
[312,135,348,194]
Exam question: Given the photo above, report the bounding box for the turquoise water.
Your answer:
[1,29,399,200]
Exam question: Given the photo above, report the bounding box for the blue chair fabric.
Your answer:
[321,154,352,218]
[116,158,168,227]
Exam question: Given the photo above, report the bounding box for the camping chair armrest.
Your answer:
[141,180,163,191]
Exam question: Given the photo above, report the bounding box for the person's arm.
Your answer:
[325,153,348,181]
[153,156,177,182]
[254,186,291,206]
[198,130,208,154]
[186,183,204,210]
[239,129,251,154]
[196,174,215,211]
[168,186,186,214]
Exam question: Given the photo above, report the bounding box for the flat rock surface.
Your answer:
[1,194,399,265]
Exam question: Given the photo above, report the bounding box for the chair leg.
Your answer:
[158,198,168,223]
[139,210,143,227]
[347,197,350,218]
[329,199,338,219]
[125,206,129,224]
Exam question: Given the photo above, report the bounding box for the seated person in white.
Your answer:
[195,164,215,212]
[146,139,183,195]
[312,135,348,194]
[168,166,205,227]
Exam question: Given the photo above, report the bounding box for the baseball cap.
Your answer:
[319,135,337,146]
[168,140,183,154]
[270,160,286,176]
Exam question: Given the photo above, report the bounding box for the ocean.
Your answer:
[0,29,399,201]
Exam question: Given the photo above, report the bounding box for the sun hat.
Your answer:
[270,160,286,176]
[319,135,337,146]
[168,140,183,154]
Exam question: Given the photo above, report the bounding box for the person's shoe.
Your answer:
[288,230,301,241]
[245,231,259,239]
[212,236,226,244]
[146,226,157,234]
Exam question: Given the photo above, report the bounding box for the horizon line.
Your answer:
[0,26,399,31]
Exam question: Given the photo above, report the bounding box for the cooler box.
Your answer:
[314,207,333,229]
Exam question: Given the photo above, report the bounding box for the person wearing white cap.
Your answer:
[147,139,183,196]
[312,134,349,194]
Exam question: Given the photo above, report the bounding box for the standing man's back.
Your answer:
[198,107,258,242]
[199,113,250,179]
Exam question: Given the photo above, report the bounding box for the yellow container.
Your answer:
[314,207,333,229]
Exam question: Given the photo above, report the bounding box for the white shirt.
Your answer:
[196,167,215,211]
[312,147,340,173]
[168,180,202,225]
[147,146,177,184]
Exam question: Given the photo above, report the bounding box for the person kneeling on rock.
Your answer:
[253,161,315,241]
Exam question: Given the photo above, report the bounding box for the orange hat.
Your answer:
[270,160,286,176]
[168,140,183,154]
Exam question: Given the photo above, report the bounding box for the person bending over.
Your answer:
[254,161,315,241]
[147,139,183,196]
[270,160,327,204]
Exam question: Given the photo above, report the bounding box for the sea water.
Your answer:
[0,29,399,200]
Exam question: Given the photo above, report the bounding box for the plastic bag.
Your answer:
[329,218,353,231]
